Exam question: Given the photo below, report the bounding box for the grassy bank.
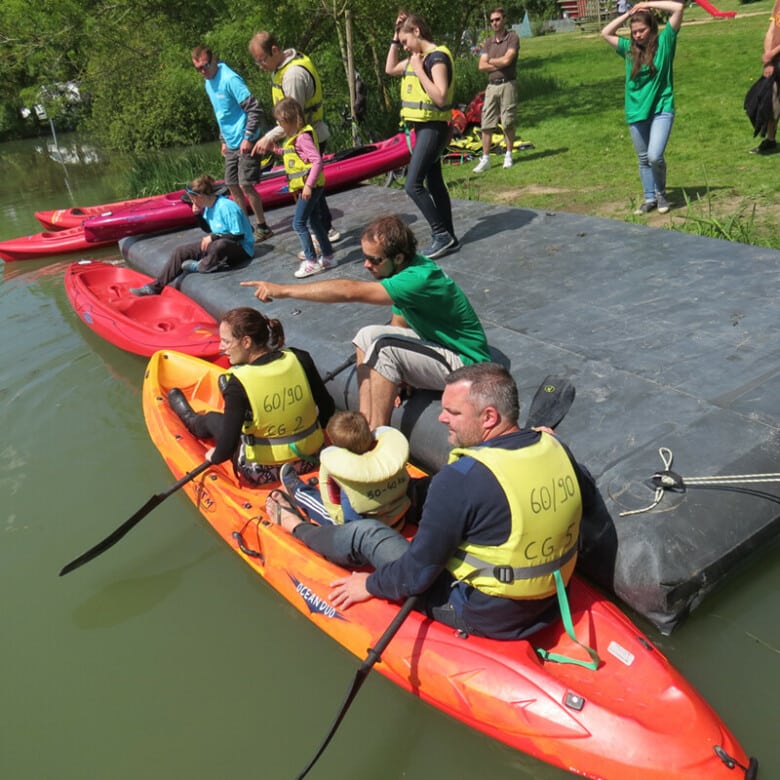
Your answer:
[441,0,780,248]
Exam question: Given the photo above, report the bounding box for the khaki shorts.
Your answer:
[480,81,518,132]
[353,325,464,389]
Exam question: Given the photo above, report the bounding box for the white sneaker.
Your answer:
[320,255,334,270]
[473,156,490,173]
[503,152,513,169]
[294,259,326,278]
[298,249,320,261]
[327,228,341,243]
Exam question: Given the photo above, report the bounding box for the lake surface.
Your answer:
[1,133,778,779]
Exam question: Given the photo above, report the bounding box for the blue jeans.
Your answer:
[292,186,332,261]
[628,112,674,202]
[293,517,410,569]
[405,121,454,237]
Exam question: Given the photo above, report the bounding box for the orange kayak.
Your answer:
[142,349,758,780]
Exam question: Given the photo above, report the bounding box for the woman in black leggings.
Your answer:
[386,11,457,260]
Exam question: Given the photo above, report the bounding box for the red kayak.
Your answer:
[64,260,222,359]
[0,226,115,262]
[138,349,758,780]
[35,197,158,231]
[82,132,412,243]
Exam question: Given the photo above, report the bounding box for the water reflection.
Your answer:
[72,550,216,629]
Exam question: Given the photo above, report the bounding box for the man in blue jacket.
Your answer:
[269,362,603,641]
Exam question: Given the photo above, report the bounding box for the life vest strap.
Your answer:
[535,570,601,670]
[400,100,453,112]
[241,419,319,447]
[454,543,577,584]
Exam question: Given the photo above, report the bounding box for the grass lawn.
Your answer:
[441,0,780,248]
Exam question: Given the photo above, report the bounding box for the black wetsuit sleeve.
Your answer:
[211,378,250,464]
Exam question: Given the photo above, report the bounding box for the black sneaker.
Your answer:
[280,462,306,496]
[633,201,657,216]
[750,138,778,154]
[424,232,456,259]
[254,223,274,242]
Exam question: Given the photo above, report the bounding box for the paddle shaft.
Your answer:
[59,460,210,576]
[296,374,576,777]
[296,595,419,780]
[60,353,356,578]
[321,353,356,384]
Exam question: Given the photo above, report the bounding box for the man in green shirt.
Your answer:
[242,215,491,428]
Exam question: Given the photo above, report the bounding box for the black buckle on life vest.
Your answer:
[493,565,515,584]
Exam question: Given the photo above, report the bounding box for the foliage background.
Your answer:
[2,0,528,149]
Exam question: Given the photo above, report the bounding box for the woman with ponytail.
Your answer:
[168,307,334,485]
[601,1,684,215]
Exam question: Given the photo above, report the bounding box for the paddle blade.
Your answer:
[59,495,164,576]
[59,460,210,576]
[524,376,575,429]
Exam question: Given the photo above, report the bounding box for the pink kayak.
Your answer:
[35,197,159,231]
[82,132,412,243]
[64,259,222,359]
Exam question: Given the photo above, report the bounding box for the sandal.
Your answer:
[266,489,308,525]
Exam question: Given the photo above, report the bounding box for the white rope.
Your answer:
[618,486,664,517]
[618,446,780,517]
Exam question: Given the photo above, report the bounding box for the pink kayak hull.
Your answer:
[35,197,159,231]
[82,132,412,243]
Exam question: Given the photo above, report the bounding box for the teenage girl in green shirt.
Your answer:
[601,1,685,215]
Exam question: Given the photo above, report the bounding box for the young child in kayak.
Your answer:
[272,97,335,278]
[273,410,412,529]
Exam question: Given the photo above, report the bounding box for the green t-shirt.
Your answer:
[380,254,490,365]
[617,24,677,123]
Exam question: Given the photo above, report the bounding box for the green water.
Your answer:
[1,133,777,779]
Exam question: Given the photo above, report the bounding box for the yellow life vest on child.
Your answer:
[227,351,324,465]
[318,426,410,528]
[282,125,324,192]
[400,45,454,123]
[446,433,582,599]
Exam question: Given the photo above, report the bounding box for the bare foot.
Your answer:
[266,490,306,533]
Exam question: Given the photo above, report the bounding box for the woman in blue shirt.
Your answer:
[131,174,255,295]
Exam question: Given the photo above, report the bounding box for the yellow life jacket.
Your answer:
[227,351,323,465]
[400,45,454,123]
[446,433,582,600]
[318,426,410,528]
[282,125,324,192]
[271,52,324,125]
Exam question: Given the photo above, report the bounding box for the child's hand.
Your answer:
[302,184,312,200]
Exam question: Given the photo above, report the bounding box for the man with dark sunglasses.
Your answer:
[473,8,520,173]
[242,214,490,428]
[191,45,273,243]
